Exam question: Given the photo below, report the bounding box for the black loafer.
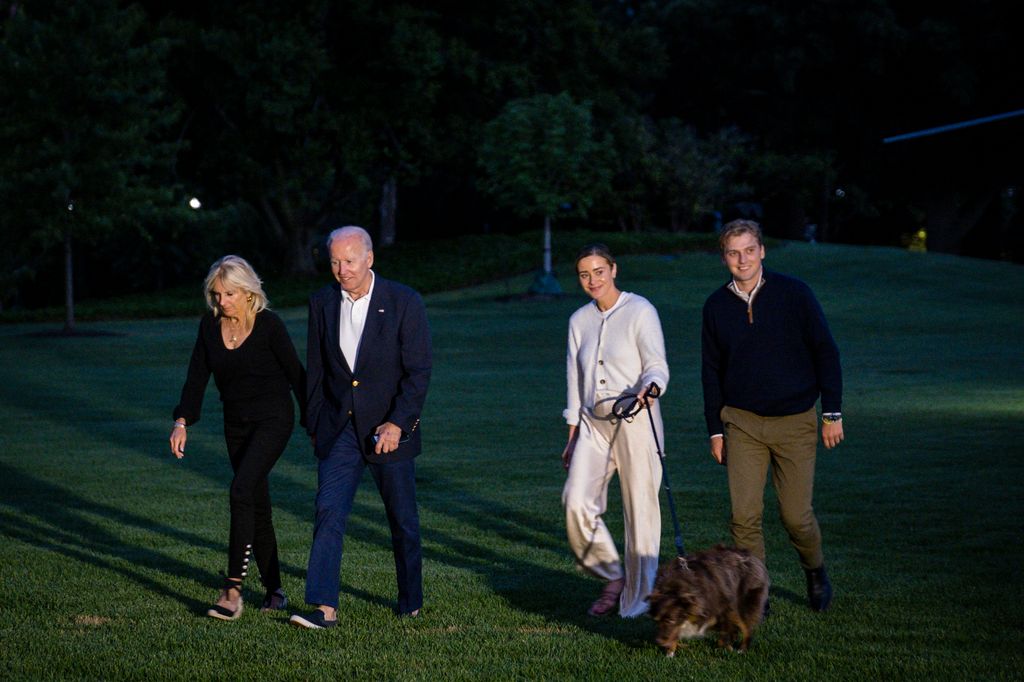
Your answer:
[289,609,337,629]
[261,588,288,612]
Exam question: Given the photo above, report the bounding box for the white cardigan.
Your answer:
[564,292,670,426]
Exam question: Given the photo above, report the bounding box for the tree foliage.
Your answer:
[1,0,1020,311]
[479,92,611,289]
[163,2,355,275]
[478,92,609,223]
[0,0,191,322]
[659,122,750,232]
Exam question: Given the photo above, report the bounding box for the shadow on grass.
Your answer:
[0,463,215,613]
[1,429,657,646]
[275,467,628,634]
[408,471,658,645]
[0,357,655,646]
[768,585,804,608]
[22,329,125,338]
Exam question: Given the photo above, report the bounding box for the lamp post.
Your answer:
[63,200,75,334]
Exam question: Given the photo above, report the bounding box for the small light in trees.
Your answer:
[67,202,74,212]
[835,188,846,198]
[189,197,202,210]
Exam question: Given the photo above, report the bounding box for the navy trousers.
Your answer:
[304,422,423,613]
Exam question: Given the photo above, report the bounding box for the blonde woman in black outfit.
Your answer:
[170,255,305,620]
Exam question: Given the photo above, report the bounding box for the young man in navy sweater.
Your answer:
[701,219,844,612]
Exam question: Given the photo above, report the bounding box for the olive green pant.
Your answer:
[722,405,824,570]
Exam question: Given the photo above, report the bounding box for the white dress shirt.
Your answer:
[339,271,376,370]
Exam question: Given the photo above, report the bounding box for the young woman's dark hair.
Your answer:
[575,243,616,270]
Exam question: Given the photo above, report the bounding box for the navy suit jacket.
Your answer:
[306,276,432,462]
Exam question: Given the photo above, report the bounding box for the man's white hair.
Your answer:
[326,225,373,252]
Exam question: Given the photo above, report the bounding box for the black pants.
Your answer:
[223,412,293,590]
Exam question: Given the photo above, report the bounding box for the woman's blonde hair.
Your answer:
[203,255,268,325]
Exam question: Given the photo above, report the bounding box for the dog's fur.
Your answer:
[646,545,769,655]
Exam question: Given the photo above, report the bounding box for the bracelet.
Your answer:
[173,422,186,429]
[821,413,842,424]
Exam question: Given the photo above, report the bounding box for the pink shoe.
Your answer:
[587,578,624,616]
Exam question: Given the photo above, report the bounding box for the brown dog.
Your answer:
[646,545,769,655]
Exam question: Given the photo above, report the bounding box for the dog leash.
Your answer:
[612,382,686,558]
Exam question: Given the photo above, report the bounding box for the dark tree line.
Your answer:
[1,0,1021,319]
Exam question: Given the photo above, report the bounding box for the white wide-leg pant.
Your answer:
[562,404,663,617]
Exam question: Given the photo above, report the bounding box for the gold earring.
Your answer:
[246,295,253,303]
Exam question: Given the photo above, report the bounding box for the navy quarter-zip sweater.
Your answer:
[701,269,842,436]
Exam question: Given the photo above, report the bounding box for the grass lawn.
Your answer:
[1,242,1022,680]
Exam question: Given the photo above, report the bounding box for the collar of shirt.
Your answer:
[595,291,629,318]
[727,272,765,303]
[341,270,376,306]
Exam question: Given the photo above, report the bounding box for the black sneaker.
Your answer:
[289,609,337,629]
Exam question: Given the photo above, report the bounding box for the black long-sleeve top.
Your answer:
[701,269,842,436]
[173,310,306,427]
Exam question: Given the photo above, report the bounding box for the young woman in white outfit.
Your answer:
[561,244,670,617]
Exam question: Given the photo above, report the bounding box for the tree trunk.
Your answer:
[261,196,317,274]
[543,214,552,274]
[378,175,397,247]
[527,214,562,295]
[630,203,644,232]
[285,224,317,274]
[63,222,75,334]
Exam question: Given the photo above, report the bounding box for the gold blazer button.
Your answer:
[352,380,360,387]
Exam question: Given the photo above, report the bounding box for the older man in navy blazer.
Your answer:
[290,226,432,629]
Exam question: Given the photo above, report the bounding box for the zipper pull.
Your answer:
[747,305,753,324]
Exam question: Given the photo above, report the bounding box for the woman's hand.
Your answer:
[169,421,187,459]
[632,382,662,410]
[562,426,579,471]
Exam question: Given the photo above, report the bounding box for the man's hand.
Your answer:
[822,420,844,449]
[710,436,726,466]
[373,422,404,455]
